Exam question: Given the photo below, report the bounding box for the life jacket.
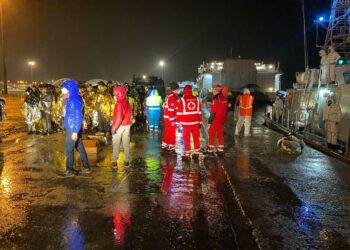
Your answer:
[238,94,254,116]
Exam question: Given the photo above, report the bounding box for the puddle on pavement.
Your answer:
[0,132,237,249]
[292,202,350,248]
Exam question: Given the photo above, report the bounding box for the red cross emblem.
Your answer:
[187,101,196,111]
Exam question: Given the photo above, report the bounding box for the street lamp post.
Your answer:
[159,60,165,80]
[0,1,7,94]
[28,61,35,83]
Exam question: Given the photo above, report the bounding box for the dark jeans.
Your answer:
[65,130,90,172]
[42,112,52,133]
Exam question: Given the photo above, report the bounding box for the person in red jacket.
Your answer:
[208,86,231,157]
[176,85,202,161]
[162,83,179,154]
[111,86,132,169]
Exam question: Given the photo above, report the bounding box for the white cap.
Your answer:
[243,88,250,94]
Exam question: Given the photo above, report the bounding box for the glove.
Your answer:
[171,121,176,126]
[111,130,116,135]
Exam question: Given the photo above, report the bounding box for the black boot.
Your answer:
[206,151,215,157]
[217,151,224,158]
[168,149,177,155]
[182,156,191,162]
[192,154,199,162]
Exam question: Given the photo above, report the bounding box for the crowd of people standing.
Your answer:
[22,81,149,135]
[23,79,255,176]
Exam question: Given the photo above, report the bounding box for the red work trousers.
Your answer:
[182,125,200,157]
[162,121,176,149]
[208,123,224,152]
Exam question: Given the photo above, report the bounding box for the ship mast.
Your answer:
[324,0,350,58]
[301,0,309,69]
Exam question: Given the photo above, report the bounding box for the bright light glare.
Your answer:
[159,60,165,67]
[319,16,324,22]
[28,61,35,66]
[320,88,331,96]
[142,75,147,79]
[268,65,273,69]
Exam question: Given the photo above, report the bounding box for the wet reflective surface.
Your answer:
[0,130,238,249]
[1,109,350,249]
[223,119,350,249]
[0,95,26,142]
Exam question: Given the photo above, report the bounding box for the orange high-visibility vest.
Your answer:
[238,94,254,116]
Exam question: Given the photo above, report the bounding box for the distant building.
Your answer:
[197,59,283,94]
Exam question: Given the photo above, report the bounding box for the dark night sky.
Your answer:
[2,0,331,85]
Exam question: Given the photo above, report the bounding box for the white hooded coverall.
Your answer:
[319,49,329,85]
[327,47,341,83]
[323,100,342,145]
[274,96,284,122]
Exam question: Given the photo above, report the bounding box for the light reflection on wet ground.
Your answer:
[1,108,350,249]
[0,95,26,140]
[0,131,237,249]
[223,112,350,249]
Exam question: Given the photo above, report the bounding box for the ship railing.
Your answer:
[345,125,350,158]
[265,104,350,161]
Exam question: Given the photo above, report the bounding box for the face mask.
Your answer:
[62,88,69,95]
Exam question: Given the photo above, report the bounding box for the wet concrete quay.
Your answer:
[0,131,239,249]
[1,114,350,249]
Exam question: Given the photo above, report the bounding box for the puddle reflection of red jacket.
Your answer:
[111,86,132,132]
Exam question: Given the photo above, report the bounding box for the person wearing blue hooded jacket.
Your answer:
[62,79,90,176]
